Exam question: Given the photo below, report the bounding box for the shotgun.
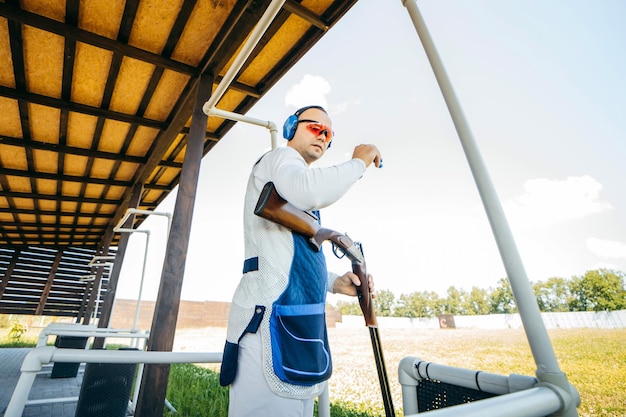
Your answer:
[254,181,395,417]
[254,181,375,326]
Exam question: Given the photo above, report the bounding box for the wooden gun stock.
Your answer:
[254,182,376,326]
[254,181,325,250]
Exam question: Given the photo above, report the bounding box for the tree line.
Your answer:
[334,269,626,318]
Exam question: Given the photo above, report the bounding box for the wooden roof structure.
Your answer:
[0,0,359,320]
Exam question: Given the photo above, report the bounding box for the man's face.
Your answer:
[287,108,333,165]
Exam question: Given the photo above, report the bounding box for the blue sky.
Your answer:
[115,0,626,304]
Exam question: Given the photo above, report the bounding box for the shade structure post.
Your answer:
[134,72,214,417]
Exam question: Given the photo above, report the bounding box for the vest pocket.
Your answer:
[270,303,332,386]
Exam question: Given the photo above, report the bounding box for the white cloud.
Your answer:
[505,175,613,226]
[285,74,331,109]
[587,237,626,259]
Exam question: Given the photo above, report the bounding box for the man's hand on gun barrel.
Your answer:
[332,272,376,298]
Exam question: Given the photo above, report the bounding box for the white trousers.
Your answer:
[228,331,315,417]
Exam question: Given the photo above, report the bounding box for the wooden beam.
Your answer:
[0,238,105,247]
[0,220,109,229]
[0,249,20,301]
[135,73,213,417]
[34,251,63,315]
[284,0,329,30]
[0,2,197,75]
[0,167,132,187]
[5,9,28,245]
[0,86,168,130]
[0,190,123,205]
[0,134,146,163]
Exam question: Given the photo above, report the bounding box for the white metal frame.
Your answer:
[4,347,221,417]
[114,208,172,337]
[83,255,115,322]
[36,323,149,348]
[201,0,285,150]
[201,0,285,116]
[205,106,280,149]
[5,342,330,417]
[112,208,173,412]
[8,324,150,416]
[400,1,579,416]
[398,357,580,417]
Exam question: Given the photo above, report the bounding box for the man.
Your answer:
[220,105,382,416]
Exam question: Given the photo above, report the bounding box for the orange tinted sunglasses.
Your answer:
[298,119,334,142]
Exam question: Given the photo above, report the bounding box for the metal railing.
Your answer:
[398,356,579,417]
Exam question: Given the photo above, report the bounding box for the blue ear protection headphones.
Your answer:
[283,105,328,141]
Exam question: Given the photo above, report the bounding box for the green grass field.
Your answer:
[2,327,624,416]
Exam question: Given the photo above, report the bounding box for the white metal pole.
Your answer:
[94,278,103,322]
[114,208,171,337]
[5,372,38,417]
[202,0,286,115]
[205,107,280,149]
[400,2,577,415]
[4,347,223,417]
[317,383,330,417]
[112,226,150,410]
[123,208,172,234]
[113,228,150,337]
[132,230,150,333]
[200,0,285,150]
